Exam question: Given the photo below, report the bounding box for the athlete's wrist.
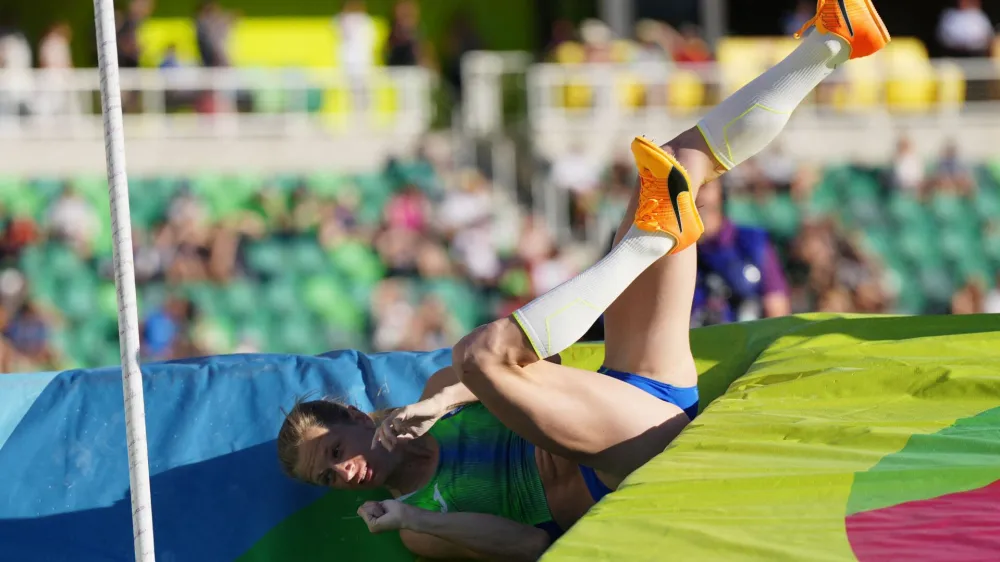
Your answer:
[399,503,428,531]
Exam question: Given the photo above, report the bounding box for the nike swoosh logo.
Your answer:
[837,0,855,37]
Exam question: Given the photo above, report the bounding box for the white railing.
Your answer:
[0,66,435,140]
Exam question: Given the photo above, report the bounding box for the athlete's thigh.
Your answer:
[472,358,689,479]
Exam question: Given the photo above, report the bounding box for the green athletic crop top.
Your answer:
[397,403,553,526]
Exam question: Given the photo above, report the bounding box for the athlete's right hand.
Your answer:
[372,398,445,451]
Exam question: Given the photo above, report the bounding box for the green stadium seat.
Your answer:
[328,241,385,286]
[277,314,322,355]
[307,172,350,198]
[757,194,800,239]
[29,177,65,202]
[263,277,301,314]
[896,226,943,268]
[842,174,881,204]
[246,240,287,277]
[974,189,1000,223]
[930,193,972,227]
[302,276,365,333]
[939,228,982,263]
[725,196,761,227]
[71,174,110,207]
[289,239,329,275]
[861,226,893,258]
[888,193,929,229]
[893,282,926,315]
[805,179,840,217]
[222,280,259,319]
[422,278,483,332]
[918,267,955,306]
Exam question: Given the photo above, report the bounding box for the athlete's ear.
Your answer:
[346,405,375,427]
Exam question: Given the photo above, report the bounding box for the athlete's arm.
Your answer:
[401,510,550,562]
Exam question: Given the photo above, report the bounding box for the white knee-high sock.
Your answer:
[697,29,851,170]
[512,225,674,359]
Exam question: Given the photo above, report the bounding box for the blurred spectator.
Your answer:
[692,180,791,327]
[634,20,670,64]
[888,135,926,195]
[141,296,196,361]
[671,24,713,65]
[0,213,39,261]
[550,142,603,238]
[117,0,153,69]
[196,1,233,68]
[39,22,73,69]
[442,12,483,95]
[386,0,432,68]
[160,44,181,69]
[337,0,376,74]
[580,19,614,63]
[985,273,1000,314]
[3,300,55,368]
[937,0,995,58]
[336,0,376,110]
[545,19,577,60]
[407,295,461,350]
[46,185,99,256]
[384,184,430,232]
[0,17,32,117]
[929,140,974,196]
[783,0,816,37]
[951,278,986,314]
[37,22,81,118]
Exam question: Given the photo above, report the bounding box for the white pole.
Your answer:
[92,2,156,561]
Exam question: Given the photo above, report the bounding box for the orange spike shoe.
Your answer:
[794,0,891,60]
[630,136,704,255]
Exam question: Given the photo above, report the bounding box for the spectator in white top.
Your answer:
[937,0,995,58]
[337,0,376,112]
[888,135,926,196]
[37,22,81,118]
[0,19,32,117]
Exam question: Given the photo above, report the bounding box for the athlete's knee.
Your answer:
[452,318,530,385]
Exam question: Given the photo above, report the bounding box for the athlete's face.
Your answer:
[295,410,395,491]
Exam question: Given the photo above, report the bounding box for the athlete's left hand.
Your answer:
[372,398,445,451]
[358,499,412,533]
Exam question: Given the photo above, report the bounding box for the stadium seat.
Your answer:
[328,241,385,286]
[881,38,936,112]
[930,194,975,225]
[246,240,287,278]
[757,194,800,239]
[667,69,706,114]
[887,192,929,229]
[725,196,762,227]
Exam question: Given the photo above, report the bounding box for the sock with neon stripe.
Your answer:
[697,28,850,170]
[512,225,675,359]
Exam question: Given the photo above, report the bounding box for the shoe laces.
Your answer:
[794,0,824,39]
[635,169,674,231]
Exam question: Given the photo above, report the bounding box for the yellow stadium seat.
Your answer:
[831,52,881,110]
[616,73,646,110]
[882,38,936,112]
[936,61,967,108]
[667,69,706,114]
[716,38,775,95]
[551,42,594,111]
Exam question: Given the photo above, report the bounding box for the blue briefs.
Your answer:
[579,367,699,503]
